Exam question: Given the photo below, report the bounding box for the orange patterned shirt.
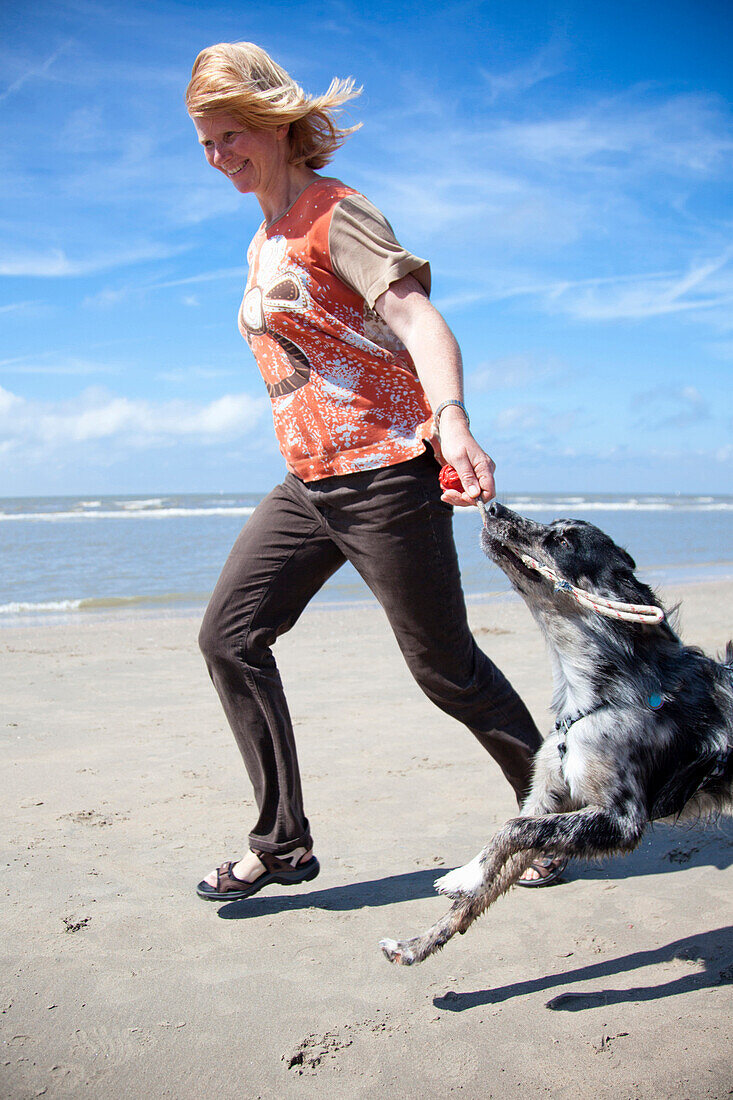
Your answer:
[238,178,434,481]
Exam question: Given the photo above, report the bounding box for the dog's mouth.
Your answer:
[481,527,542,584]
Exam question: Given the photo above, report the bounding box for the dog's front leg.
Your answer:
[440,803,644,910]
[381,804,644,965]
[380,833,538,966]
[432,738,569,903]
[379,894,483,966]
[435,830,539,903]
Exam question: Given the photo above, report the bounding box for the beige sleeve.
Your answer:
[328,194,431,308]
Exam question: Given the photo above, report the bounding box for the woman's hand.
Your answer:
[437,406,496,507]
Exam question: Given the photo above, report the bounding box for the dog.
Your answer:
[380,501,733,966]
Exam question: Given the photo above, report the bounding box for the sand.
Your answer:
[1,579,732,1099]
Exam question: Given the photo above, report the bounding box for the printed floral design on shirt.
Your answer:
[238,180,434,481]
[240,237,313,399]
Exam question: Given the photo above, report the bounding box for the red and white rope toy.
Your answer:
[519,554,665,625]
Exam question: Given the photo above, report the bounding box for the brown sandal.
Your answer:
[517,856,568,887]
[196,850,320,901]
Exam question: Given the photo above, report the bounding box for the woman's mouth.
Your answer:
[226,160,249,177]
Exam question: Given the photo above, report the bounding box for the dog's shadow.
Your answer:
[215,820,732,921]
[434,924,733,1013]
[572,818,733,880]
[432,821,733,1014]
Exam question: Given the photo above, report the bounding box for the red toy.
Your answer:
[438,463,487,522]
[438,464,464,493]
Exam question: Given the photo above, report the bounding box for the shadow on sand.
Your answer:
[433,925,733,1013]
[213,820,732,1010]
[215,818,732,921]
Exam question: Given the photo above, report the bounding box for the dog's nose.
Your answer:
[488,500,506,518]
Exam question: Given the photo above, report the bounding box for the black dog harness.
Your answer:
[554,702,608,757]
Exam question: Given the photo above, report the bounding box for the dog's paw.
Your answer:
[379,938,415,966]
[435,856,483,899]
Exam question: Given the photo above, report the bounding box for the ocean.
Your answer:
[1,491,732,625]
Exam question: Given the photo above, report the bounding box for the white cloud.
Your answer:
[82,266,243,308]
[469,354,569,391]
[0,243,185,278]
[494,403,544,432]
[435,264,705,319]
[490,92,733,176]
[490,400,583,442]
[0,386,268,451]
[0,43,72,103]
[519,252,733,322]
[354,84,733,299]
[481,41,567,103]
[358,163,591,250]
[0,386,21,416]
[0,300,40,314]
[0,355,118,377]
[631,385,711,430]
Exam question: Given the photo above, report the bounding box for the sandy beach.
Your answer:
[2,579,732,1099]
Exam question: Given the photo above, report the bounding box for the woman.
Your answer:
[186,42,563,898]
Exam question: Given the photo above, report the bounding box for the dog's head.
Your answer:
[481,501,650,613]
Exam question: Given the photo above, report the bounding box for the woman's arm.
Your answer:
[374,273,496,506]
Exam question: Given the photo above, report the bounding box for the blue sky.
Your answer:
[1,0,731,496]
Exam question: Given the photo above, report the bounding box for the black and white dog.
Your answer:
[381,501,733,966]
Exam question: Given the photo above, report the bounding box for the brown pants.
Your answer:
[199,448,542,855]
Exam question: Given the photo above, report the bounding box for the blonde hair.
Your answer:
[185,42,361,169]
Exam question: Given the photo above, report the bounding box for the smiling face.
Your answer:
[192,110,290,199]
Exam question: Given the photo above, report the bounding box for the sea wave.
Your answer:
[454,499,733,514]
[0,592,206,616]
[0,506,258,522]
[2,496,732,521]
[117,498,167,510]
[0,599,85,615]
[518,502,733,513]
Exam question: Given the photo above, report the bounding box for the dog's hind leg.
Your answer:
[380,805,644,965]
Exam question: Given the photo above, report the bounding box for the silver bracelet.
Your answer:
[434,399,469,432]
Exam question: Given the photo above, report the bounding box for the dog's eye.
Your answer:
[548,530,573,549]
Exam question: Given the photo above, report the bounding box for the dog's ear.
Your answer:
[618,546,636,571]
